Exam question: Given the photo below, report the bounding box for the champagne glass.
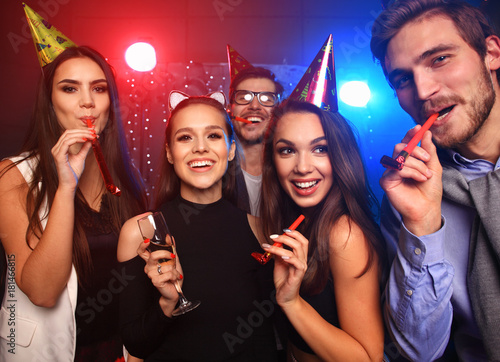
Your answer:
[138,212,200,316]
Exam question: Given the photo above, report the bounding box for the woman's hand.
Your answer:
[51,128,95,192]
[262,229,308,308]
[137,240,180,305]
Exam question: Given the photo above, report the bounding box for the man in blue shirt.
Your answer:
[370,0,500,360]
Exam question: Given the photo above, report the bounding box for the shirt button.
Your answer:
[415,248,422,255]
[406,290,413,296]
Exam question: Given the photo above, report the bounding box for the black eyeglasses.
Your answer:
[233,90,279,107]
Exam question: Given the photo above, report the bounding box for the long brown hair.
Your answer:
[260,100,387,295]
[154,95,237,208]
[2,46,147,284]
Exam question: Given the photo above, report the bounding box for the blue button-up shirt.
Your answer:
[382,150,500,361]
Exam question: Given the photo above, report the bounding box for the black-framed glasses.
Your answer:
[233,90,279,107]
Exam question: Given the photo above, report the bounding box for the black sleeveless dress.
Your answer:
[288,278,339,354]
[75,194,124,361]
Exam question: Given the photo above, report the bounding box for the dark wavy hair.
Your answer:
[1,46,147,284]
[260,100,387,295]
[371,0,500,79]
[154,95,237,208]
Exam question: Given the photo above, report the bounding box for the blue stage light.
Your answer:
[339,81,371,107]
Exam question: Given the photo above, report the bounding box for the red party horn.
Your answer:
[86,119,121,196]
[231,115,253,124]
[380,113,439,170]
[251,214,305,265]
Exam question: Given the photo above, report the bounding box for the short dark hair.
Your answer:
[371,0,499,79]
[229,67,285,102]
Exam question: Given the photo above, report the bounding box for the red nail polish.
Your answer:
[179,274,183,280]
[82,138,88,142]
[170,253,176,259]
[144,238,150,243]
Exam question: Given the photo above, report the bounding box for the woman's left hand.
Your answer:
[51,129,94,191]
[262,230,308,307]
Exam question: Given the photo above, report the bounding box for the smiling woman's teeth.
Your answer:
[189,161,214,168]
[294,180,318,189]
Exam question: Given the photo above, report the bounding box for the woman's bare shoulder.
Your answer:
[117,212,152,262]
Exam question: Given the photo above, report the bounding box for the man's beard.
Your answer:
[235,128,266,146]
[431,64,496,149]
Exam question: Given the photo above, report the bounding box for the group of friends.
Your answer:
[0,0,499,361]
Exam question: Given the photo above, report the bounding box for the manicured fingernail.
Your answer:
[82,138,88,142]
[261,243,271,249]
[144,238,150,243]
[283,229,292,233]
[269,234,279,239]
[281,256,290,260]
[170,253,176,259]
[179,274,183,280]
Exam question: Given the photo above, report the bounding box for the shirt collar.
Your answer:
[444,148,500,175]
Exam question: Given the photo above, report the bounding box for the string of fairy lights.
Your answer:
[120,62,232,200]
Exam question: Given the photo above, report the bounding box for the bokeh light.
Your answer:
[339,81,371,108]
[125,42,157,72]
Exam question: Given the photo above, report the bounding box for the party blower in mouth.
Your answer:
[380,113,439,171]
[86,119,121,196]
[227,110,260,125]
[231,115,253,124]
[251,214,305,265]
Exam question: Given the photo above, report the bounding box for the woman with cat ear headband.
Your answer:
[117,91,279,361]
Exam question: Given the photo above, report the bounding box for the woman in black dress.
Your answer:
[258,100,388,362]
[118,91,278,362]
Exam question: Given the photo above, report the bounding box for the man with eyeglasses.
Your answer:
[229,67,284,216]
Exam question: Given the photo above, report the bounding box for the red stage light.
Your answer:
[125,42,157,72]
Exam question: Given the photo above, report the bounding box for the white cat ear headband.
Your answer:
[168,90,227,112]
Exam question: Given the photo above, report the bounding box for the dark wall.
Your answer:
[0,0,493,204]
[1,0,403,159]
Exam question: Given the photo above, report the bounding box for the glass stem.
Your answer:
[174,281,189,305]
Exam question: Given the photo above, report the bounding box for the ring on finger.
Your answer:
[157,263,162,275]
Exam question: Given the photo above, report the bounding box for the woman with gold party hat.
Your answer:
[0,4,146,361]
